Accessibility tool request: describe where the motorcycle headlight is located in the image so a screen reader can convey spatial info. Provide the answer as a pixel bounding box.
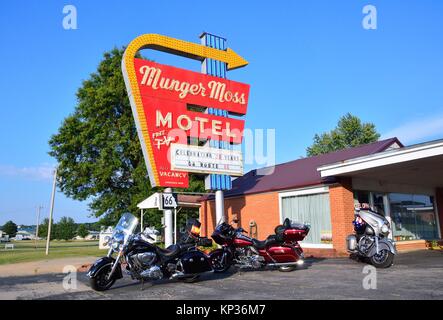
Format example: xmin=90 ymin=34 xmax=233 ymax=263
xmin=113 ymin=231 xmax=124 ymax=243
xmin=111 ymin=232 xmax=125 ymax=251
xmin=381 ymin=223 xmax=389 ymax=234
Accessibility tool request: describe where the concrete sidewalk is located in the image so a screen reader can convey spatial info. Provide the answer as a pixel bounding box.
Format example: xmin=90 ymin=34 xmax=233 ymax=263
xmin=0 ymin=256 xmax=98 ymax=277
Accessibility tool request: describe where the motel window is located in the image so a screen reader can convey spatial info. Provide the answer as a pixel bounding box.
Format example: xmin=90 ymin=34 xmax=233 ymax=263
xmin=389 ymin=193 xmax=439 ymax=241
xmin=281 ymin=191 xmax=332 ymax=245
xmin=354 ymin=190 xmax=440 ymax=241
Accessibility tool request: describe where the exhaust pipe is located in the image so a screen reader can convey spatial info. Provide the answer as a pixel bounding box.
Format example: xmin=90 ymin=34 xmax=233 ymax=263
xmin=170 ymin=272 xmax=187 ymax=279
xmin=170 ymin=270 xmax=213 ymax=280
xmin=267 ymin=260 xmax=304 ymax=267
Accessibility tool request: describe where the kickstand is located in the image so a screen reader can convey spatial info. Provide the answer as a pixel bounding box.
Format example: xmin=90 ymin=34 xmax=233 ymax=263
xmin=141 ymin=279 xmax=144 ymax=291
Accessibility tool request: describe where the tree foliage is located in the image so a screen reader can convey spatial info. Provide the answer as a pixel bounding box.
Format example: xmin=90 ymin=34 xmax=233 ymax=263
xmin=306 ymin=113 xmax=380 ymax=156
xmin=37 ymin=218 xmax=55 ymax=239
xmin=77 ymin=224 xmax=89 ymax=238
xmin=1 ymin=221 xmax=17 ymax=237
xmin=56 ymin=216 xmax=76 ymax=240
xmin=49 ymin=48 xmax=204 ymax=226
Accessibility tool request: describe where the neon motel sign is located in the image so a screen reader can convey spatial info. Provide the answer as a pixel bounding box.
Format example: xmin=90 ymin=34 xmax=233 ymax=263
xmin=122 ymin=34 xmax=249 ymax=188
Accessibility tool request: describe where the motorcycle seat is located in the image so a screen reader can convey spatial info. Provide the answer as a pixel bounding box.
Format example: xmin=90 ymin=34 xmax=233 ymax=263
xmin=252 ymin=239 xmax=267 ymax=249
xmin=252 ymin=235 xmax=279 ymax=249
xmin=156 ymin=244 xmax=181 ymax=257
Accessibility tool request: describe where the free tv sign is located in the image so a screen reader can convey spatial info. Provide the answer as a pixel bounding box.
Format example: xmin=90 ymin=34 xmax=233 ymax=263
xmin=122 ymin=34 xmax=249 ymax=188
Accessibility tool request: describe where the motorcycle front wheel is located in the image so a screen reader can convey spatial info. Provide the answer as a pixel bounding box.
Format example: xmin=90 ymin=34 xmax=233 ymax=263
xmin=89 ymin=264 xmax=116 ymax=291
xmin=209 ymin=250 xmax=230 ymax=273
xmin=370 ymin=250 xmax=394 ymax=268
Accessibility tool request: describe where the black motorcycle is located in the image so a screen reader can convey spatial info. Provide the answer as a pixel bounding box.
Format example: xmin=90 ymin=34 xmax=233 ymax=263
xmin=87 ymin=213 xmax=213 ymax=291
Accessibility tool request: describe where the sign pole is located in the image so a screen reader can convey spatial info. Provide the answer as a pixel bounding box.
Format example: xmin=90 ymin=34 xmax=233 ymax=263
xmin=45 ymin=167 xmax=57 ymax=255
xmin=140 ymin=209 xmax=144 ymax=232
xmin=215 ymin=190 xmax=225 ymax=225
xmin=163 ymin=188 xmax=173 ymax=248
xmin=200 ymin=32 xmax=232 ymax=224
xmin=174 ymin=208 xmax=177 ymax=245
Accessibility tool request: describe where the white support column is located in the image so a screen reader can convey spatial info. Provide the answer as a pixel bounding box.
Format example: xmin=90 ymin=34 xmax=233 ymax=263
xmin=215 ymin=190 xmax=225 ymax=225
xmin=164 ymin=188 xmax=173 ymax=248
xmin=174 ymin=208 xmax=177 ymax=244
xmin=383 ymin=194 xmax=393 ymax=239
xmin=140 ymin=209 xmax=144 ymax=233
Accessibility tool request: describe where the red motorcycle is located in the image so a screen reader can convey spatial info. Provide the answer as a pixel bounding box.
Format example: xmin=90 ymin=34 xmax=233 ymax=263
xmin=209 ymin=218 xmax=309 ymax=272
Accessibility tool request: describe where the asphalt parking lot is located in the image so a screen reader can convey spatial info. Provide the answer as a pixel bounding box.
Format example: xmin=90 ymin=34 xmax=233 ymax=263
xmin=0 ymin=250 xmax=442 ymax=300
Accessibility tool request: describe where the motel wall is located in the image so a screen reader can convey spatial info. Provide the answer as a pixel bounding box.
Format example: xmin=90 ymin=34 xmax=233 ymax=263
xmin=200 ymin=178 xmax=443 ymax=257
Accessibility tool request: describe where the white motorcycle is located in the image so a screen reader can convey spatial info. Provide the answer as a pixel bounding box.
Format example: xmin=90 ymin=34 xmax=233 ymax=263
xmin=346 ymin=206 xmax=397 ymax=268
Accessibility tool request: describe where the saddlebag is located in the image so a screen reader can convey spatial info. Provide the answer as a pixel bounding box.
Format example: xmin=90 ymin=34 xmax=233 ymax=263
xmin=346 ymin=234 xmax=358 ymax=251
xmin=180 ymin=250 xmax=212 ymax=274
xmin=283 ymin=228 xmax=309 ymax=241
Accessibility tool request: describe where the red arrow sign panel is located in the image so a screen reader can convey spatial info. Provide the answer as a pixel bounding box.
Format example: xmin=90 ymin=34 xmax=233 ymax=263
xmin=132 ymin=59 xmax=249 ymax=188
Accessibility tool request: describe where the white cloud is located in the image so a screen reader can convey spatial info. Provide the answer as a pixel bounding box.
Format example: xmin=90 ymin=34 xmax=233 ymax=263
xmin=0 ymin=163 xmax=55 ymax=181
xmin=381 ymin=114 xmax=443 ymax=145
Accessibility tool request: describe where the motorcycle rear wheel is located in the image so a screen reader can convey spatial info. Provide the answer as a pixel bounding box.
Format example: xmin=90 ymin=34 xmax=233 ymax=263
xmin=370 ymin=250 xmax=394 ymax=268
xmin=89 ymin=264 xmax=116 ymax=291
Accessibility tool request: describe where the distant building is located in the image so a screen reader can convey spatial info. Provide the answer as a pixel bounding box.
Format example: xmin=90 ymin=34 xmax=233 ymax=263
xmin=74 ymin=230 xmax=100 ymax=240
xmin=14 ymin=230 xmax=35 ymax=240
xmin=0 ymin=230 xmax=9 ymax=242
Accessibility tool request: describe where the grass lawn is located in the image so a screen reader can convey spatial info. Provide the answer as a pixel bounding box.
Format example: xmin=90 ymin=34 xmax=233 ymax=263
xmin=0 ymin=240 xmax=105 ymax=265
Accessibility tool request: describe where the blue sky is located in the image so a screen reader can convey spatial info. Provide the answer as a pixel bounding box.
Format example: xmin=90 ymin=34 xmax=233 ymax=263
xmin=1 ymin=0 xmax=443 ymax=225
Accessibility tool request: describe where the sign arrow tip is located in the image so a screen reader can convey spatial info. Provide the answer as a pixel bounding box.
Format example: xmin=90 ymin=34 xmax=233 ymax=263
xmin=226 ymin=48 xmax=248 ymax=70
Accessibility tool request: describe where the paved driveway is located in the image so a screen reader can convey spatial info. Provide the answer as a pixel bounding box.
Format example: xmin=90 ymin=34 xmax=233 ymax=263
xmin=0 ymin=250 xmax=442 ymax=300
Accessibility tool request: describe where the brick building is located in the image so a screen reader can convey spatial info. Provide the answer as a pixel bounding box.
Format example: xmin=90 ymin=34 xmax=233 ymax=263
xmin=199 ymin=138 xmax=443 ymax=257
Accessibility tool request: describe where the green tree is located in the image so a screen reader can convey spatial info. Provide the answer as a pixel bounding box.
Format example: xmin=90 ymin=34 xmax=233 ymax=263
xmin=49 ymin=48 xmax=204 ymax=226
xmin=306 ymin=113 xmax=380 ymax=156
xmin=2 ymin=221 xmax=17 ymax=237
xmin=77 ymin=224 xmax=89 ymax=238
xmin=56 ymin=216 xmax=76 ymax=240
xmin=38 ymin=218 xmax=57 ymax=239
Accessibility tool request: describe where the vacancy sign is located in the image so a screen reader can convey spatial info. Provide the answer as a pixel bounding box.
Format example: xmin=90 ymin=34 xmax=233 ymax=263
xmin=122 ymin=34 xmax=249 ymax=188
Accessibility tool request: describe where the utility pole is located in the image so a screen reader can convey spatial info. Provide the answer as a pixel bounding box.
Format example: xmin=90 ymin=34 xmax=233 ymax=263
xmin=45 ymin=167 xmax=58 ymax=255
xmin=34 ymin=205 xmax=43 ymax=249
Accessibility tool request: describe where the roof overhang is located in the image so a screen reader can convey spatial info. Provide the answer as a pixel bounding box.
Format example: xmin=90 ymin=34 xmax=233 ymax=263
xmin=317 ymin=139 xmax=443 ymax=189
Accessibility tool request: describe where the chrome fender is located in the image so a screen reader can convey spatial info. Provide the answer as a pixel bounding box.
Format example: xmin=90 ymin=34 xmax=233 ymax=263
xmin=368 ymin=238 xmax=397 ymax=257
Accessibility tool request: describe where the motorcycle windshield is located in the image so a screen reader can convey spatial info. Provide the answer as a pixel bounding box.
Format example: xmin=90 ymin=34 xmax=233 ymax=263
xmin=113 ymin=213 xmax=139 ymax=242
